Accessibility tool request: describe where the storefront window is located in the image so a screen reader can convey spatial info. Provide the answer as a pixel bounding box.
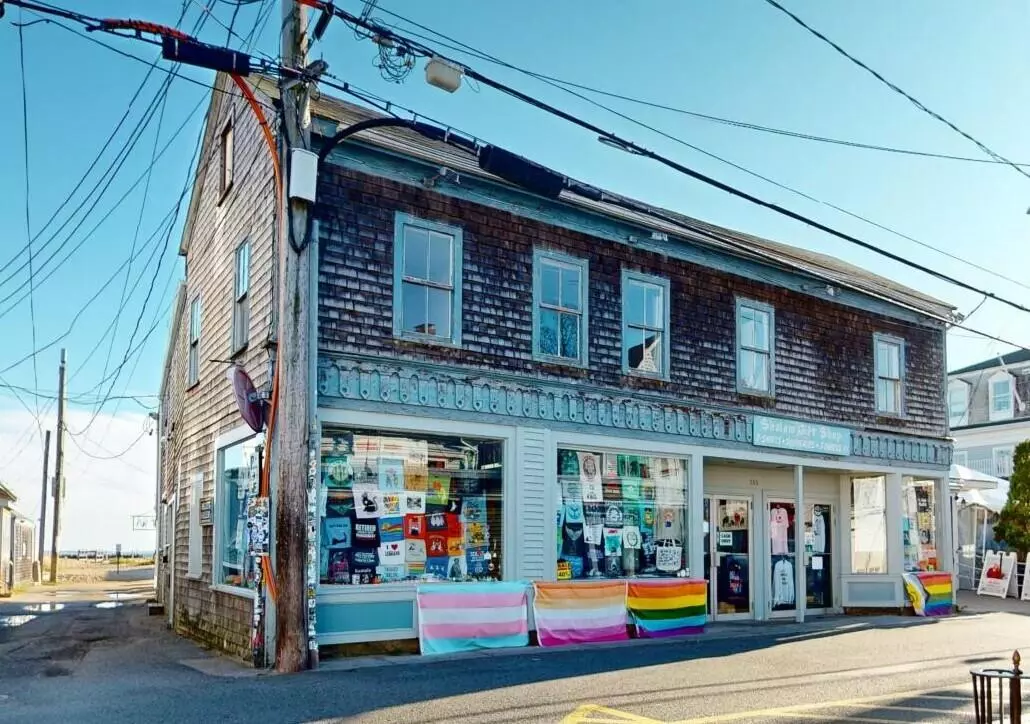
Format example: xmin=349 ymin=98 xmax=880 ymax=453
xmin=850 ymin=476 xmax=887 ymax=574
xmin=903 ymin=478 xmax=937 ymax=572
xmin=319 ymin=429 xmax=503 ymax=586
xmin=554 ymin=449 xmax=689 ymax=580
xmin=218 ymin=434 xmax=264 ymax=588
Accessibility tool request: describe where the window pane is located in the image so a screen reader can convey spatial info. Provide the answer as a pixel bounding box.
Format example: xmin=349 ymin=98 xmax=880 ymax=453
xmin=560 ymin=267 xmax=581 ymax=311
xmin=850 ymin=476 xmax=887 ymax=574
xmin=902 ymin=478 xmax=937 ymax=573
xmin=539 ymin=309 xmax=560 ymax=356
xmin=560 ymin=312 xmax=580 ymax=359
xmin=190 ymin=300 xmax=201 ymax=340
xmin=628 ymin=327 xmax=662 ymax=374
xmin=739 ymin=306 xmax=768 ymax=351
xmin=625 ymin=281 xmax=646 ymax=326
xmin=645 ymin=285 xmax=663 ymax=329
xmin=541 ymin=262 xmax=560 ymax=307
xmin=320 ymin=430 xmax=505 ymax=585
xmin=219 ymin=435 xmax=263 ymax=587
xmin=877 ymin=341 xmax=900 ymax=379
xmin=236 ymin=244 xmax=250 ymax=297
xmin=877 ymin=379 xmax=899 ymax=414
xmin=401 ymin=281 xmax=427 ymax=334
xmin=427 ymin=287 xmax=452 ymax=339
xmin=188 ymin=344 xmax=199 ymax=384
xmin=553 ymin=450 xmax=689 ymax=580
xmin=403 ymin=227 xmax=429 ymax=280
xmin=427 ymin=231 xmax=452 ymax=286
xmin=741 ymin=349 xmax=768 ymax=391
xmin=992 ymin=380 xmax=1011 ymax=411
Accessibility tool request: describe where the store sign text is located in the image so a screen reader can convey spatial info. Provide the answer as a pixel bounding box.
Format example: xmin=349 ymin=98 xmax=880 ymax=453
xmin=752 ymin=416 xmax=851 ymax=456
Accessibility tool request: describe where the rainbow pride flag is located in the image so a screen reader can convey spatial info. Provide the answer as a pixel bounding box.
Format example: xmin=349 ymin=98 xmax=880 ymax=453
xmin=533 ymin=581 xmax=628 ymax=647
xmin=917 ymin=572 xmax=953 ymax=617
xmin=627 ymin=579 xmax=707 ymax=637
xmin=416 ymin=582 xmax=529 ymax=655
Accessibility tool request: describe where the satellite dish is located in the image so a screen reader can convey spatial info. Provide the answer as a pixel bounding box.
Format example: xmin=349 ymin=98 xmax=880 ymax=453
xmin=227 ymin=366 xmax=264 ymax=433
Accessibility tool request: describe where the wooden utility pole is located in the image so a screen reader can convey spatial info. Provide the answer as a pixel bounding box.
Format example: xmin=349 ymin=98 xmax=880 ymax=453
xmin=36 ymin=429 xmax=51 ymax=579
xmin=275 ymin=0 xmax=313 ymax=673
xmin=49 ymin=349 xmax=67 ymax=584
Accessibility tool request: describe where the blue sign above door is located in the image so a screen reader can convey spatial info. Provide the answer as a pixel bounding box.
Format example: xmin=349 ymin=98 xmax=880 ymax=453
xmin=752 ymin=416 xmax=852 ymax=457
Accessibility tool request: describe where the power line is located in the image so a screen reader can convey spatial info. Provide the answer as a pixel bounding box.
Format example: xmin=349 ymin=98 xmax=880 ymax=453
xmin=761 ymin=0 xmax=1030 ymax=182
xmin=326 ymin=8 xmax=1030 ymax=322
xmin=369 ymin=9 xmax=1030 ymax=297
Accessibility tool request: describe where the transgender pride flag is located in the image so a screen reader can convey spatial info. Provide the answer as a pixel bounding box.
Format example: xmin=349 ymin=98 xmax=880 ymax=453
xmin=416 ymin=582 xmax=530 ymax=655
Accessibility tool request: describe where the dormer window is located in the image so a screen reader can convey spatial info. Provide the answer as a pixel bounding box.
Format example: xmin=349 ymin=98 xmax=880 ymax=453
xmin=989 ymin=372 xmax=1014 ymax=421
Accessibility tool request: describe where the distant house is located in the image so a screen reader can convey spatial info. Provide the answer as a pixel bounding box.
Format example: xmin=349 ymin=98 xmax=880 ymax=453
xmin=0 ymin=483 xmax=36 ymax=596
xmin=949 ymin=349 xmax=1030 ymax=479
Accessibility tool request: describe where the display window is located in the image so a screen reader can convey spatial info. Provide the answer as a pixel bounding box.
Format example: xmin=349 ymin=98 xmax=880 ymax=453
xmin=850 ymin=476 xmax=887 ymax=574
xmin=902 ymin=478 xmax=937 ymax=572
xmin=554 ymin=448 xmax=689 ymax=580
xmin=217 ymin=433 xmax=264 ymax=588
xmin=320 ymin=429 xmax=503 ymax=586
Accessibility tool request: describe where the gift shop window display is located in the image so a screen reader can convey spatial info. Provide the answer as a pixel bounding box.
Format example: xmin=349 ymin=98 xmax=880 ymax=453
xmin=902 ymin=478 xmax=937 ymax=572
xmin=217 ymin=434 xmax=264 ymax=588
xmin=319 ymin=429 xmax=504 ymax=586
xmin=553 ymin=449 xmax=689 ymax=580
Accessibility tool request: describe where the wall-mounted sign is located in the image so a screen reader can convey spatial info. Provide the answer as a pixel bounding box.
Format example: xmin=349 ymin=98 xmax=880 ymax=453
xmin=199 ymin=497 xmax=214 ymax=526
xmin=752 ymin=416 xmax=851 ymax=457
xmin=131 ymin=515 xmax=157 ymax=531
xmin=227 ymin=366 xmax=265 ymax=434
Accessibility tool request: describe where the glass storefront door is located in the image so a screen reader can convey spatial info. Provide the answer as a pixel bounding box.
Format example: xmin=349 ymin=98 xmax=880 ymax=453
xmin=767 ymin=500 xmax=798 ymax=615
xmin=766 ymin=499 xmax=834 ymax=615
xmin=704 ymin=496 xmax=752 ymax=618
xmin=804 ymin=503 xmax=833 ymax=610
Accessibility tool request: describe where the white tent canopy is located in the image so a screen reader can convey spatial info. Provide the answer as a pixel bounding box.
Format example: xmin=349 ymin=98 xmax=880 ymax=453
xmin=951 ymin=463 xmax=1004 ymax=491
xmin=958 ymin=480 xmax=1010 ymax=514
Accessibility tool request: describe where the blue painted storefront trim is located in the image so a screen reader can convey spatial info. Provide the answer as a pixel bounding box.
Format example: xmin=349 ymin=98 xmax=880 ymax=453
xmin=322 ymin=138 xmax=944 ymax=329
xmin=317 ymin=354 xmax=952 ymax=470
xmin=316 ymin=599 xmax=413 ymax=635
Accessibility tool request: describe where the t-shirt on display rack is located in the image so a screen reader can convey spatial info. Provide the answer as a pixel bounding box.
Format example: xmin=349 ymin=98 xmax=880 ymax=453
xmin=554 ymin=449 xmax=690 ymax=580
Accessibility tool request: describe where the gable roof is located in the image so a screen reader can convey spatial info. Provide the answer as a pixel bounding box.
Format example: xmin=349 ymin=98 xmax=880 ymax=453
xmin=244 ymin=74 xmax=953 ymax=322
xmin=0 ymin=482 xmax=17 ymax=503
xmin=950 ymin=349 xmax=1030 ymax=376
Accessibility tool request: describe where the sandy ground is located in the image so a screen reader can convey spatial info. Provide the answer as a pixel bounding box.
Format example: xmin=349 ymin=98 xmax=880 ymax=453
xmin=38 ymin=559 xmax=155 ymax=585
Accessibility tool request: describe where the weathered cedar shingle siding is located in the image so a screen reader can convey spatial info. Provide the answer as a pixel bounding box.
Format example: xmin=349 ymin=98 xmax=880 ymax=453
xmin=161 ymin=76 xmax=278 ymax=659
xmin=316 ymin=165 xmax=946 ymax=438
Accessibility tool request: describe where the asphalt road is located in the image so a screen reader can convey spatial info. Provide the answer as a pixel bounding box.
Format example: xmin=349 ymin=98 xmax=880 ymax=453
xmin=0 ymin=589 xmax=1026 ymax=723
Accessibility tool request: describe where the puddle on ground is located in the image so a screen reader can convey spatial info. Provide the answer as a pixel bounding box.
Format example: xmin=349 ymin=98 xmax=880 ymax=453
xmin=107 ymin=593 xmax=145 ymax=601
xmin=94 ymin=602 xmax=122 ymax=609
xmin=22 ymin=603 xmax=64 ymax=613
xmin=0 ymin=615 xmax=37 ymax=628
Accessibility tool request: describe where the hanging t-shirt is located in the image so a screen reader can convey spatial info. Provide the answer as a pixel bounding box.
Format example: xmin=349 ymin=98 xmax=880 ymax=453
xmin=812 ymin=511 xmax=826 ymax=554
xmin=772 ymin=558 xmax=795 ymax=607
xmin=770 ymin=507 xmax=790 ymax=555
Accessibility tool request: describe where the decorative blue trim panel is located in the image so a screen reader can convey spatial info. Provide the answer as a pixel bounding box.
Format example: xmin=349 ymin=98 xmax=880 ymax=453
xmin=317 ymin=355 xmax=951 ymax=469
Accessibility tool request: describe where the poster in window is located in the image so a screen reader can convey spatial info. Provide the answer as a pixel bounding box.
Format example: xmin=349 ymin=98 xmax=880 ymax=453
xmin=562 ymin=480 xmax=583 ymax=501
xmin=622 ymin=525 xmax=642 ymax=550
xmin=466 ymin=547 xmax=488 ymax=576
xmin=639 ymin=502 xmax=656 ymax=534
xmin=353 ymin=521 xmax=379 ymax=547
xmin=378 ymin=516 xmax=403 ymax=543
xmin=565 ymin=501 xmax=585 ymax=525
xmin=720 ymin=500 xmax=748 ymax=531
xmin=465 ymin=522 xmax=488 ymax=547
xmin=427 ymin=533 xmax=448 ymax=557
xmin=377 ymin=565 xmax=405 ymax=583
xmin=584 ymin=524 xmax=603 ymax=546
xmin=379 ymin=541 xmax=404 ymax=566
xmin=579 ymin=452 xmax=603 ymax=502
xmin=327 ymin=550 xmax=350 ymax=584
xmin=425 ymin=556 xmax=449 ymax=578
xmin=446 ymin=497 xmax=463 ymax=515
xmin=605 ymin=502 xmax=624 ymax=527
xmin=324 ymin=518 xmax=352 ymax=549
xmin=448 ymin=556 xmax=466 ymax=579
xmin=351 ymin=548 xmax=379 ymax=568
xmin=447 ymin=537 xmax=465 ymax=557
xmin=405 ymin=514 xmax=425 ymax=539
xmin=323 ymin=455 xmax=353 ymax=489
xmin=405 ymin=539 xmax=427 ymax=563
xmin=604 ymin=527 xmax=623 ymax=556
xmin=354 ymin=487 xmax=382 ymax=519
xmin=463 ymin=495 xmax=487 ymax=523
xmin=403 ymin=492 xmax=426 ymax=515
xmin=377 ymin=457 xmax=405 ymax=492
xmin=621 ymin=478 xmax=642 ymax=501
xmin=604 ymin=454 xmax=618 ymax=478
xmin=428 ymin=474 xmax=451 ymax=507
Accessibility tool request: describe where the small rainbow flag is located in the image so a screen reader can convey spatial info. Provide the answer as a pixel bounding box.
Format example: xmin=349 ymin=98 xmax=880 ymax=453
xmin=416 ymin=582 xmax=529 ymax=655
xmin=917 ymin=572 xmax=953 ymax=617
xmin=627 ymin=579 xmax=707 ymax=637
xmin=532 ymin=581 xmax=628 ymax=647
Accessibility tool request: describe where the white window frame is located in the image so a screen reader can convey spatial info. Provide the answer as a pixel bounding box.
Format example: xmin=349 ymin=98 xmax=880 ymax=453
xmin=735 ymin=297 xmax=775 ymax=396
xmin=212 ymin=425 xmax=261 ymax=599
xmin=392 ymin=212 xmax=463 ymax=346
xmin=947 ymin=380 xmax=969 ymax=428
xmin=187 ymin=471 xmax=204 ymax=579
xmin=993 ymin=446 xmax=1015 ymax=478
xmin=989 ymin=372 xmax=1014 ymax=422
xmin=232 ymin=241 xmax=250 ymax=353
xmin=953 ymin=450 xmax=968 ymax=467
xmin=188 ymin=297 xmax=201 ymax=387
xmin=621 ymin=270 xmax=671 ymax=380
xmin=533 ymin=249 xmax=589 ymax=367
xmin=220 ymin=120 xmax=234 ymax=199
xmin=873 ymin=333 xmax=905 ymax=416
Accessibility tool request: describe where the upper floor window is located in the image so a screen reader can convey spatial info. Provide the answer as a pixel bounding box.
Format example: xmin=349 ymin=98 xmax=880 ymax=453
xmin=953 ymin=450 xmax=968 ymax=467
xmin=232 ymin=241 xmax=250 ymax=353
xmin=622 ymin=270 xmax=670 ymax=378
xmin=533 ymin=250 xmax=588 ymax=366
xmin=993 ymin=446 xmax=1015 ymax=477
xmin=947 ymin=380 xmax=968 ymax=428
xmin=393 ymin=213 xmax=463 ymax=345
xmin=188 ymin=297 xmax=202 ymax=387
xmin=220 ymin=122 xmax=234 ymax=198
xmin=736 ymin=298 xmax=774 ymax=395
xmin=989 ymin=372 xmax=1014 ymax=421
xmin=874 ymin=333 xmax=904 ymax=415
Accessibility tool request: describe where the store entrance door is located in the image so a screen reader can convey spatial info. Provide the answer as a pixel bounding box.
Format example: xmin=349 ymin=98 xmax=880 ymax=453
xmin=765 ymin=498 xmax=835 ymax=617
xmin=704 ymin=496 xmax=753 ymax=619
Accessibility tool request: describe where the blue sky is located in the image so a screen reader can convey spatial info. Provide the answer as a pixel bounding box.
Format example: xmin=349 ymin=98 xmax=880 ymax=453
xmin=0 ymin=1 xmax=1028 ymax=545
